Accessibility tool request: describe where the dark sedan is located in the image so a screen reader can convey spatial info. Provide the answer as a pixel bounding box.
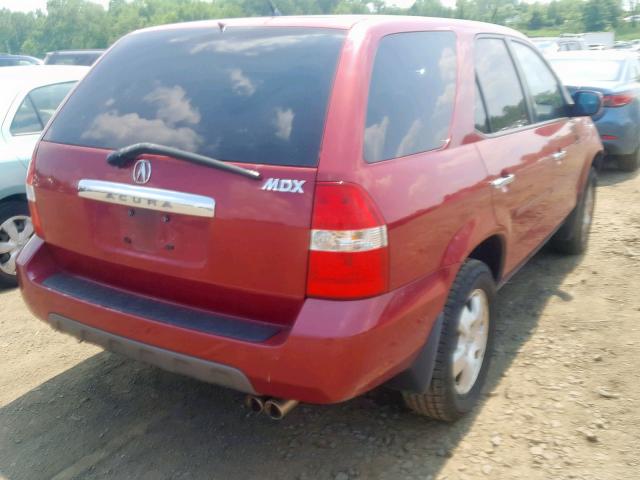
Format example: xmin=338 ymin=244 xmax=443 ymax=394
xmin=43 ymin=49 xmax=104 ymax=66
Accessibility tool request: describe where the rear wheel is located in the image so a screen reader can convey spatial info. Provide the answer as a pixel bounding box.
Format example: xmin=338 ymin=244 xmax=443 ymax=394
xmin=0 ymin=201 xmax=33 ymax=288
xmin=402 ymin=260 xmax=496 ymax=422
xmin=551 ymin=168 xmax=596 ymax=255
xmin=618 ymin=148 xmax=640 ymax=172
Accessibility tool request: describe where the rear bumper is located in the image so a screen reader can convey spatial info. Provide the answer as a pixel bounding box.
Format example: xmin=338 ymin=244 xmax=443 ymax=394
xmin=595 ymin=110 xmax=639 ymax=156
xmin=17 ymin=237 xmax=450 ymax=404
xmin=49 ymin=313 xmax=257 ymax=393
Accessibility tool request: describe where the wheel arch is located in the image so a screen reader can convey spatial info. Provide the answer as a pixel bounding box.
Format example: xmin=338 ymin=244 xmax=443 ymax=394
xmin=440 ymin=214 xmax=508 ymax=284
xmin=388 ymin=233 xmax=506 ymax=395
xmin=592 ymin=150 xmax=605 ymax=172
xmin=575 ymin=150 xmax=603 ymax=203
xmin=0 ymin=193 xmax=28 ymax=205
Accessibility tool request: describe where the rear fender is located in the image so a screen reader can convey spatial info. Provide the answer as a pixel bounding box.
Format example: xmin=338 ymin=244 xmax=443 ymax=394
xmin=385 ymin=313 xmax=443 ymax=393
xmin=388 ymin=223 xmax=506 ymax=393
xmin=440 ymin=219 xmax=507 ymax=281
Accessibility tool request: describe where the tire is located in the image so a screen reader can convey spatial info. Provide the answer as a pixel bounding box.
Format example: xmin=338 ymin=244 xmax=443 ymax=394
xmin=618 ymin=148 xmax=640 ymax=172
xmin=0 ymin=201 xmax=32 ymax=288
xmin=402 ymin=259 xmax=496 ymax=422
xmin=550 ymin=168 xmax=596 ymax=255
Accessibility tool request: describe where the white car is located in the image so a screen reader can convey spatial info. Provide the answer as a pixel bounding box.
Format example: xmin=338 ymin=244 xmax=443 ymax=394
xmin=0 ymin=65 xmax=88 ymax=287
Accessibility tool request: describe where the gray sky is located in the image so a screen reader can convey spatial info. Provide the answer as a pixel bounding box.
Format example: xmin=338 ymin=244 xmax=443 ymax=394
xmin=0 ymin=0 xmax=109 ymax=11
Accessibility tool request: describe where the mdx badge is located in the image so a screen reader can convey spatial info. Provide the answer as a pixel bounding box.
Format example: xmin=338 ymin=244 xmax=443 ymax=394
xmin=132 ymin=159 xmax=152 ymax=184
xmin=261 ymin=178 xmax=305 ymax=193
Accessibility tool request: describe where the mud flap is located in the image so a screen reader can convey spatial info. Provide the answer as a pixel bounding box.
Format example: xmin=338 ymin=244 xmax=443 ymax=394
xmin=385 ymin=313 xmax=444 ymax=394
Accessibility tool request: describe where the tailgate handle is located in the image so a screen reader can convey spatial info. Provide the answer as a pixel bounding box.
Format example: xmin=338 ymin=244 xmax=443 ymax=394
xmin=106 ymin=143 xmax=262 ymax=180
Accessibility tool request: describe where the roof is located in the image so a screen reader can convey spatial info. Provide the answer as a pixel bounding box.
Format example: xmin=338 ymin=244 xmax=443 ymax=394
xmin=546 ymin=50 xmax=638 ymax=61
xmin=46 ymin=50 xmax=105 ymax=55
xmin=0 ymin=54 xmax=41 ymax=60
xmin=0 ymin=65 xmax=89 ymax=113
xmin=135 ymin=15 xmax=525 ymax=38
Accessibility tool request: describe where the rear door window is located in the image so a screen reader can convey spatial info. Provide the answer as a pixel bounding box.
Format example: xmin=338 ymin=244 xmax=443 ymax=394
xmin=364 ymin=31 xmax=457 ymax=163
xmin=475 ymin=38 xmax=530 ymax=133
xmin=511 ymin=41 xmax=567 ymax=123
xmin=45 ymin=27 xmax=346 ymax=167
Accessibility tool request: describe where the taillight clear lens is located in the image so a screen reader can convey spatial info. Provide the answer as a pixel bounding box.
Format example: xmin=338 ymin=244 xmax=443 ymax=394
xmin=25 ymin=157 xmax=44 ymax=238
xmin=306 ymin=182 xmax=389 ymax=299
xmin=310 ymin=226 xmax=387 ymax=253
xmin=603 ymin=92 xmax=635 ymax=107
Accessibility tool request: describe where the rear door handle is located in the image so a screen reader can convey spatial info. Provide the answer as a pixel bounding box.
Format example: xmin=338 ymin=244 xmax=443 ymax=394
xmin=490 ymin=174 xmax=515 ymax=189
xmin=552 ymin=150 xmax=568 ymax=162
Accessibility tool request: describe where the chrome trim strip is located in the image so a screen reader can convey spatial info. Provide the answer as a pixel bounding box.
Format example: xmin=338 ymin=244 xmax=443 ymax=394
xmin=490 ymin=174 xmax=515 ymax=189
xmin=77 ymin=179 xmax=215 ymax=218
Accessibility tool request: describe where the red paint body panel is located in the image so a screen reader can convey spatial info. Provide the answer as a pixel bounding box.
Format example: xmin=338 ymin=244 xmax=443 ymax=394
xmin=18 ymin=16 xmax=603 ymax=404
xmin=18 ymin=236 xmax=449 ymax=403
xmin=33 ymin=141 xmax=317 ymax=325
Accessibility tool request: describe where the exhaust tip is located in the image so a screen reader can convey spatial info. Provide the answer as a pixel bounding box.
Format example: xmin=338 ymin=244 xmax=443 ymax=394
xmin=245 ymin=395 xmax=266 ymax=413
xmin=264 ymin=399 xmax=299 ymax=420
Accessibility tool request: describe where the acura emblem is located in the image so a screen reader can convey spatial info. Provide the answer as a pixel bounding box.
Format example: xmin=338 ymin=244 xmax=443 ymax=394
xmin=132 ymin=159 xmax=151 ymax=184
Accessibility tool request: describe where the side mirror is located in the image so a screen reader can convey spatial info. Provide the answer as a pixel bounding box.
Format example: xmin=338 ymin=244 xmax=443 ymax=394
xmin=571 ymin=90 xmax=603 ymax=117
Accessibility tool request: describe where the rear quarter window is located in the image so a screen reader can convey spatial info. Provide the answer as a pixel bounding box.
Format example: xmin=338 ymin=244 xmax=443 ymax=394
xmin=44 ymin=27 xmax=346 ymax=167
xmin=364 ymin=31 xmax=457 ymax=163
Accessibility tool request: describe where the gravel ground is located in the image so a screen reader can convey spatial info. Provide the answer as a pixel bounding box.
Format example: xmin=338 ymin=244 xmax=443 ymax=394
xmin=0 ymin=166 xmax=639 ymax=480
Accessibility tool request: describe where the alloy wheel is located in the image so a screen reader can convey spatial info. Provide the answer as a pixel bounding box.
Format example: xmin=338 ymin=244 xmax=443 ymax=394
xmin=581 ymin=182 xmax=595 ymax=241
xmin=452 ymin=289 xmax=490 ymax=395
xmin=0 ymin=215 xmax=33 ymax=276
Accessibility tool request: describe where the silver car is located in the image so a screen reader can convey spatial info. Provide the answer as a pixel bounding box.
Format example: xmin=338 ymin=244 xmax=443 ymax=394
xmin=0 ymin=65 xmax=88 ymax=287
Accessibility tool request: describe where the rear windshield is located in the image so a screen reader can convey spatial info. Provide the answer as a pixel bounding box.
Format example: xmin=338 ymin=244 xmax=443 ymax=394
xmin=549 ymin=58 xmax=624 ymax=83
xmin=45 ymin=27 xmax=346 ymax=167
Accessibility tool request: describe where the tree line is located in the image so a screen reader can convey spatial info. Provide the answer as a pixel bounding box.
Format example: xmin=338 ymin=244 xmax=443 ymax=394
xmin=0 ymin=0 xmax=633 ymax=57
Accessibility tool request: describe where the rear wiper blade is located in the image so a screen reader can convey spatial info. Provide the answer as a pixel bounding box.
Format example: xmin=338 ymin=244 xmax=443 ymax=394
xmin=106 ymin=143 xmax=262 ymax=180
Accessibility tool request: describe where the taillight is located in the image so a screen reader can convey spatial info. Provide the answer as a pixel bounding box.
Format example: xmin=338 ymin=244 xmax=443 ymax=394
xmin=25 ymin=155 xmax=44 ymax=238
xmin=306 ymin=182 xmax=389 ymax=299
xmin=603 ymin=92 xmax=635 ymax=108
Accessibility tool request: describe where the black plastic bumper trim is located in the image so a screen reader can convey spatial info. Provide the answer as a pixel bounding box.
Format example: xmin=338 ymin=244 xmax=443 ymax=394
xmin=48 ymin=313 xmax=257 ymax=393
xmin=42 ymin=272 xmax=280 ymax=343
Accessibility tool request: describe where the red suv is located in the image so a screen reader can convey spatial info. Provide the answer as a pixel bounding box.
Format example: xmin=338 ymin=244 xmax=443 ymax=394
xmin=18 ymin=16 xmax=603 ymax=421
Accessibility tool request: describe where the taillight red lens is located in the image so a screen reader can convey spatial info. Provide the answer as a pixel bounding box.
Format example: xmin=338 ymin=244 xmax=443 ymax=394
xmin=306 ymin=182 xmax=389 ymax=299
xmin=603 ymin=92 xmax=635 ymax=107
xmin=25 ymin=156 xmax=44 ymax=238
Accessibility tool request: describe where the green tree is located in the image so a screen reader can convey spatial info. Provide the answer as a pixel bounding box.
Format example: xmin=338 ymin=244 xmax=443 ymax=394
xmin=582 ymin=0 xmax=622 ymax=31
xmin=546 ymin=1 xmax=563 ymax=26
xmin=0 ymin=10 xmax=38 ymax=54
xmin=408 ymin=0 xmax=453 ymax=17
xmin=527 ymin=6 xmax=546 ymax=30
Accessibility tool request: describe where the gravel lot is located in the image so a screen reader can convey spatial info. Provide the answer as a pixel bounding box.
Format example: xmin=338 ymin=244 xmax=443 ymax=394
xmin=0 ymin=166 xmax=639 ymax=480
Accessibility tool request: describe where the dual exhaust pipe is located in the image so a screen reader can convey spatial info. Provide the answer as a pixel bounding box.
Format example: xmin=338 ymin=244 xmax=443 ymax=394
xmin=245 ymin=395 xmax=299 ymax=420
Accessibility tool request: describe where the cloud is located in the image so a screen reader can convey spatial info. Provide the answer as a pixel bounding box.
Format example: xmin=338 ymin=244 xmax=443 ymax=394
xmin=81 ymin=112 xmax=202 ymax=152
xmin=273 ymin=107 xmax=294 ymax=141
xmin=229 ymin=68 xmax=256 ymax=96
xmin=143 ymin=85 xmax=200 ymax=126
xmin=190 ymin=34 xmax=318 ymax=56
xmin=364 ymin=116 xmax=390 ymax=161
